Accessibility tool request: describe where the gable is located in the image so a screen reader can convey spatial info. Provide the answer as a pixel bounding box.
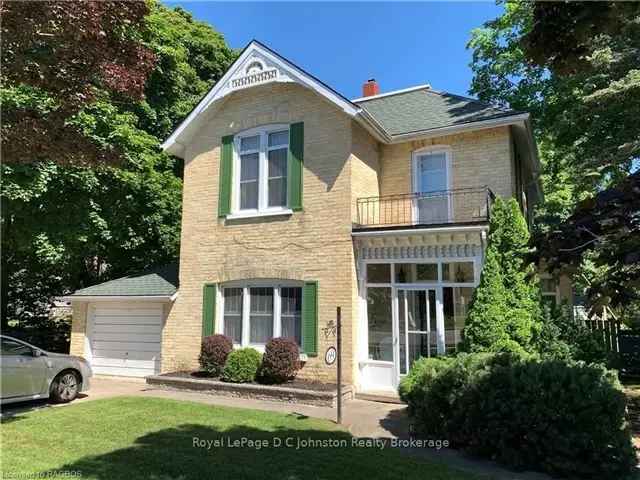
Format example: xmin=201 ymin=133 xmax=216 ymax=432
xmin=161 ymin=40 xmax=368 ymax=157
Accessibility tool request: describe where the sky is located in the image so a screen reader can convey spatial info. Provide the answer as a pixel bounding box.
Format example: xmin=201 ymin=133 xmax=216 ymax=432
xmin=163 ymin=2 xmax=504 ymax=99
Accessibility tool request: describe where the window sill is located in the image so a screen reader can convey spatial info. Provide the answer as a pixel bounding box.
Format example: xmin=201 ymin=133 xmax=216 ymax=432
xmin=225 ymin=209 xmax=293 ymax=220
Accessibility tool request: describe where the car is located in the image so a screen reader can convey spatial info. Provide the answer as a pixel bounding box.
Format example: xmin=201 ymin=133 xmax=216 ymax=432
xmin=1 ymin=335 xmax=92 ymax=405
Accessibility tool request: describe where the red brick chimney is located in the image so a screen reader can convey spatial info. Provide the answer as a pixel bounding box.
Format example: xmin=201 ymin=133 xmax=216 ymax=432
xmin=362 ymin=79 xmax=380 ymax=97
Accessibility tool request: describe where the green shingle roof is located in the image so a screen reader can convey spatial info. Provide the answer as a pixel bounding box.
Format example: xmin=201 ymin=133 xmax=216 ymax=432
xmin=355 ymin=87 xmax=521 ymax=136
xmin=71 ymin=263 xmax=178 ymax=297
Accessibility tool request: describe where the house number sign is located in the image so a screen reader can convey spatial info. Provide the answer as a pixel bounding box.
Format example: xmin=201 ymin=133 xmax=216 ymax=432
xmin=325 ymin=346 xmax=337 ymax=366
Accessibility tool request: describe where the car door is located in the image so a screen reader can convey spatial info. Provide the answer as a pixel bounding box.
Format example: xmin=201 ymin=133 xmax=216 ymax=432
xmin=1 ymin=337 xmax=48 ymax=399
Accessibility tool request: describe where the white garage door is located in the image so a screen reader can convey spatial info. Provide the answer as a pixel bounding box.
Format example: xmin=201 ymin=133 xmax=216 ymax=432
xmin=87 ymin=303 xmax=163 ymax=377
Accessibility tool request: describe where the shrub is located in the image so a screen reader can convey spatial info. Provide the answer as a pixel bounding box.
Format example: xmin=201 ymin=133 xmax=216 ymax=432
xmin=222 ymin=348 xmax=262 ymax=383
xmin=198 ymin=334 xmax=233 ymax=376
xmin=537 ymin=303 xmax=611 ymax=365
xmin=402 ymin=353 xmax=636 ymax=479
xmin=258 ymin=337 xmax=301 ymax=384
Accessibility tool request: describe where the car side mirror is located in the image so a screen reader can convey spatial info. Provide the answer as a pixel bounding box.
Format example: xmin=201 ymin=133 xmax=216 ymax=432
xmin=32 ymin=349 xmax=43 ymax=357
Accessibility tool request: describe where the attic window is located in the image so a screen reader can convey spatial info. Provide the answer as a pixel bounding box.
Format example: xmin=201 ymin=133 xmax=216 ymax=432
xmin=246 ymin=61 xmax=264 ymax=75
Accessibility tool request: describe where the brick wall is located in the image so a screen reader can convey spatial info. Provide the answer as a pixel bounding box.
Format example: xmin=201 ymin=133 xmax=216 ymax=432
xmin=379 ymin=126 xmax=514 ymax=198
xmin=69 ymin=301 xmax=87 ymax=357
xmin=162 ymin=83 xmax=357 ymax=382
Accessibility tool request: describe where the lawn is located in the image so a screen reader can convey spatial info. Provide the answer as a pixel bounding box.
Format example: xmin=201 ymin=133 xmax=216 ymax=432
xmin=1 ymin=397 xmax=486 ymax=480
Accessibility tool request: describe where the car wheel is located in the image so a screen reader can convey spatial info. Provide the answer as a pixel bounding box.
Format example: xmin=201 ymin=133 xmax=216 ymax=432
xmin=51 ymin=371 xmax=80 ymax=403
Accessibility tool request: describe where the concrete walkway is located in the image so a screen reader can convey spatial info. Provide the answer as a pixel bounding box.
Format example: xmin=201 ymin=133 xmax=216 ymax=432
xmin=3 ymin=376 xmax=556 ymax=480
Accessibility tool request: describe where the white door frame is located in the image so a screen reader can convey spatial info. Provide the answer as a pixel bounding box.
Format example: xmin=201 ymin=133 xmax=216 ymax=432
xmin=411 ymin=146 xmax=453 ymax=224
xmin=393 ymin=286 xmax=444 ymax=383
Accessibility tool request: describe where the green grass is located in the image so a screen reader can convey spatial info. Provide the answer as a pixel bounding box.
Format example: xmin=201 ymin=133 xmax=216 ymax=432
xmin=1 ymin=397 xmax=486 ymax=480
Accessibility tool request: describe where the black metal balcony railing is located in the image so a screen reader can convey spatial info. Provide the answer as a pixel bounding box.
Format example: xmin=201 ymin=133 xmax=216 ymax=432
xmin=355 ymin=187 xmax=493 ymax=230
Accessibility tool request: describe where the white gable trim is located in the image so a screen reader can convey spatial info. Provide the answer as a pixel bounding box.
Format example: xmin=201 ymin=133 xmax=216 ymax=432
xmin=161 ymin=40 xmax=371 ymax=157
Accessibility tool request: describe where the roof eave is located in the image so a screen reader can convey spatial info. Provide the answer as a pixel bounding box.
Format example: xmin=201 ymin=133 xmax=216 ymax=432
xmin=387 ymin=113 xmax=531 ymax=143
xmin=60 ymin=294 xmax=176 ymax=302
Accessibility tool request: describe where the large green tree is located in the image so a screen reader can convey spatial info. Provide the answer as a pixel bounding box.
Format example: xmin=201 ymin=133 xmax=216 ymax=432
xmin=1 ymin=3 xmax=235 ymax=338
xmin=468 ymin=1 xmax=640 ymax=227
xmin=468 ymin=1 xmax=640 ymax=312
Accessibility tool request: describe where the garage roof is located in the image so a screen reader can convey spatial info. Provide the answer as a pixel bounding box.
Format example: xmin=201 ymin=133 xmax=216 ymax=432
xmin=70 ymin=263 xmax=178 ymax=298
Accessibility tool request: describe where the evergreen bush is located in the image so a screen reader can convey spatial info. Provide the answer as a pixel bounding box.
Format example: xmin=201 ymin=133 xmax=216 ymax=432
xmin=221 ymin=348 xmax=262 ymax=383
xmin=462 ymin=197 xmax=542 ymax=354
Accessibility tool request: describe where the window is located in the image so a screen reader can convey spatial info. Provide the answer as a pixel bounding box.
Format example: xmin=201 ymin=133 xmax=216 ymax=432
xmin=249 ymin=287 xmax=274 ymax=344
xmin=541 ymin=277 xmax=558 ymax=308
xmin=223 ymin=288 xmax=243 ymax=343
xmin=442 ymin=262 xmax=474 ymax=283
xmin=235 ymin=126 xmax=289 ymax=214
xmin=367 ymin=288 xmax=392 ymax=361
xmin=221 ymin=284 xmax=302 ymax=347
xmin=395 ymin=263 xmax=438 ymax=283
xmin=443 ymin=287 xmax=474 ymax=353
xmin=366 ymin=264 xmax=390 ymax=284
xmin=1 ymin=338 xmax=33 ymax=356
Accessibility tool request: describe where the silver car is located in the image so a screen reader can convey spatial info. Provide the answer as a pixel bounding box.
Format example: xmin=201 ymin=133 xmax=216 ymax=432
xmin=1 ymin=335 xmax=92 ymax=405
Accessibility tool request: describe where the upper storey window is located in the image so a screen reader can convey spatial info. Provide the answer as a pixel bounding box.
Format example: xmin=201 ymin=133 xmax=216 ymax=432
xmin=219 ymin=123 xmax=303 ymax=220
xmin=237 ymin=126 xmax=289 ymax=212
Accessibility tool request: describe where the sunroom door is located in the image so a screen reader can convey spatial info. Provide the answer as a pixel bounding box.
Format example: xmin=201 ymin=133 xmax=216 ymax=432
xmin=397 ymin=289 xmax=439 ymax=376
xmin=413 ymin=151 xmax=450 ymax=224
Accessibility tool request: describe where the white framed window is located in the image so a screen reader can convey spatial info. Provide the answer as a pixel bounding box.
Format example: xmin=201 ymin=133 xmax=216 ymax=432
xmin=219 ymin=281 xmax=302 ymax=348
xmin=231 ymin=125 xmax=291 ymax=218
xmin=540 ymin=276 xmax=560 ymax=308
xmin=411 ymin=146 xmax=452 ymax=224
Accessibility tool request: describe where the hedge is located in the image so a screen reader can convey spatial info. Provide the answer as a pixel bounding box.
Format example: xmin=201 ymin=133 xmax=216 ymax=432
xmin=399 ymin=353 xmax=636 ymax=478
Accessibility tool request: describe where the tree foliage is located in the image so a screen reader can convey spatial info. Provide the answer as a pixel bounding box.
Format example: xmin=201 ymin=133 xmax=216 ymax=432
xmin=469 ymin=1 xmax=640 ymax=220
xmin=1 ymin=0 xmax=156 ymax=165
xmin=462 ymin=198 xmax=542 ymax=354
xmin=468 ymin=1 xmax=640 ymax=312
xmin=1 ymin=2 xmax=235 ymax=336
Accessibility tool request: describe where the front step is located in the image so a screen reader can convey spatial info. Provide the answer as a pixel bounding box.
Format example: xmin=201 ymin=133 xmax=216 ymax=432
xmin=355 ymin=391 xmax=405 ymax=404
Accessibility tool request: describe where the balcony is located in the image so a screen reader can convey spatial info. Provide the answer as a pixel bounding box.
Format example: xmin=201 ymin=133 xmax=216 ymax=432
xmin=354 ymin=187 xmax=493 ymax=231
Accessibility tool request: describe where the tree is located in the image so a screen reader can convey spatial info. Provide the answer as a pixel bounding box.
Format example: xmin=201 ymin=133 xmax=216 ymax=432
xmin=1 ymin=3 xmax=235 ymax=339
xmin=536 ymin=172 xmax=640 ymax=309
xmin=1 ymin=0 xmax=156 ymax=165
xmin=462 ymin=198 xmax=542 ymax=354
xmin=468 ymin=1 xmax=640 ymax=220
xmin=468 ymin=1 xmax=640 ymax=316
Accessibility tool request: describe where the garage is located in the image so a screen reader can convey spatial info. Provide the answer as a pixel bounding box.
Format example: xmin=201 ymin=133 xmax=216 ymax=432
xmin=87 ymin=303 xmax=164 ymax=377
xmin=65 ymin=263 xmax=178 ymax=378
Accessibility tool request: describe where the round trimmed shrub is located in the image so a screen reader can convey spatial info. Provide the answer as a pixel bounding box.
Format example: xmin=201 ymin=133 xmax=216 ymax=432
xmin=401 ymin=353 xmax=636 ymax=479
xmin=222 ymin=348 xmax=262 ymax=383
xmin=198 ymin=334 xmax=232 ymax=376
xmin=259 ymin=337 xmax=301 ymax=384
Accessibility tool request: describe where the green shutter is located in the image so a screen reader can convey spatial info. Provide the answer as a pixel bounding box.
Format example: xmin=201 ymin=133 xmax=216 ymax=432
xmin=288 ymin=122 xmax=304 ymax=211
xmin=218 ymin=135 xmax=233 ymax=217
xmin=302 ymin=281 xmax=318 ymax=356
xmin=202 ymin=283 xmax=216 ymax=337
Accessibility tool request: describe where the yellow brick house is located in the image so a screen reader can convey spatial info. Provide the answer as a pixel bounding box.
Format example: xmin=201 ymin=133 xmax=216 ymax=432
xmin=67 ymin=40 xmax=548 ymax=393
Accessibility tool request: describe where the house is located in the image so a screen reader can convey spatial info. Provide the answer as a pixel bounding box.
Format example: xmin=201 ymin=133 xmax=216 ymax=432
xmin=65 ymin=40 xmax=570 ymax=392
